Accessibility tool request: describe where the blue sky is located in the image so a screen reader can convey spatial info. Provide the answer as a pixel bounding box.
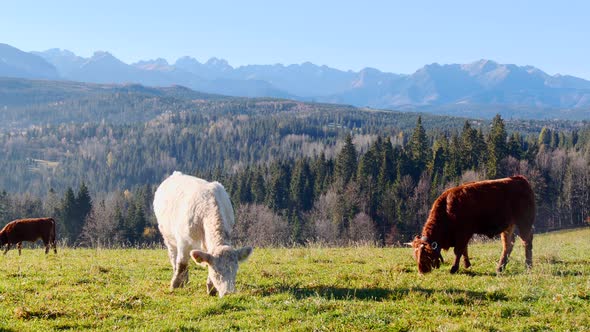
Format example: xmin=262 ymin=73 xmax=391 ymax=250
xmin=1 ymin=0 xmax=589 ymax=78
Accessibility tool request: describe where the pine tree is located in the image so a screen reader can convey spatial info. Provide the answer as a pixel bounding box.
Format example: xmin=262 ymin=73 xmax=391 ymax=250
xmin=408 ymin=116 xmax=431 ymax=180
xmin=312 ymin=152 xmax=328 ymax=198
xmin=251 ymin=168 xmax=266 ymax=204
xmin=236 ymin=169 xmax=253 ymax=204
xmin=430 ymin=135 xmax=448 ymax=182
xmin=538 ymin=127 xmax=551 ymax=148
xmin=61 ymin=187 xmax=77 ymax=244
xmin=460 ymin=121 xmax=480 ymax=170
xmin=475 ymin=128 xmax=488 ymax=168
xmin=396 ymin=149 xmax=412 ymax=180
xmin=127 ymin=200 xmax=147 ymax=244
xmin=267 ymin=162 xmax=291 ymax=211
xmin=550 ymin=130 xmax=560 ymax=148
xmin=357 ymin=149 xmax=377 ymax=182
xmin=378 ymin=138 xmax=396 ymax=188
xmin=507 ymin=132 xmax=523 ymax=159
xmin=124 ymin=202 xmax=138 ymax=243
xmin=486 ymin=114 xmax=508 ymax=179
xmin=74 ymin=182 xmax=92 ymax=242
xmin=335 ymin=134 xmax=357 ymax=187
xmin=444 ymin=134 xmax=461 ymax=181
xmin=290 ymin=158 xmax=314 ymax=211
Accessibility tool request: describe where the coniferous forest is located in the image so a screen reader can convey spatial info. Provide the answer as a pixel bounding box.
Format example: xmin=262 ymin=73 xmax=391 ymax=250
xmin=1 ymin=80 xmax=589 ymax=247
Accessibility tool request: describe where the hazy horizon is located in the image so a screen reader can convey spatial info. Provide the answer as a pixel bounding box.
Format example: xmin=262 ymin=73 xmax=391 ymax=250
xmin=20 ymin=46 xmax=585 ymax=79
xmin=2 ymin=1 xmax=589 ymax=79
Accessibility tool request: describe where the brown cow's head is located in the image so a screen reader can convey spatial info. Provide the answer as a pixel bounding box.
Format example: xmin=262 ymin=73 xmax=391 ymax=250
xmin=411 ymin=236 xmax=444 ymax=274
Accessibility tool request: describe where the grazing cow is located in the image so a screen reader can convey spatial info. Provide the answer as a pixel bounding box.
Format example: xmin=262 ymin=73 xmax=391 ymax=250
xmin=154 ymin=171 xmax=253 ymax=297
xmin=0 ymin=218 xmax=57 ymax=255
xmin=411 ymin=175 xmax=535 ymax=274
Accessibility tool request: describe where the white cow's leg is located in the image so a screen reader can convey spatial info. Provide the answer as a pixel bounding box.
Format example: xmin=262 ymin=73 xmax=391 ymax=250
xmin=163 ymin=239 xmax=177 ymax=272
xmin=163 ymin=239 xmax=179 ymax=290
xmin=171 ymin=245 xmax=190 ymax=289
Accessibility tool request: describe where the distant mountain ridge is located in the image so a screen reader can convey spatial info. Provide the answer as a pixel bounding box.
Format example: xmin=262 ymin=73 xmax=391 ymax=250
xmin=0 ymin=43 xmax=58 ymax=79
xmin=1 ymin=43 xmax=590 ymax=119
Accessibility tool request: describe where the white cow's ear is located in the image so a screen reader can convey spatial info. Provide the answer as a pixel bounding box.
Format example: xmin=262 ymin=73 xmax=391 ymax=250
xmin=237 ymin=246 xmax=253 ymax=262
xmin=190 ymin=250 xmax=212 ymax=265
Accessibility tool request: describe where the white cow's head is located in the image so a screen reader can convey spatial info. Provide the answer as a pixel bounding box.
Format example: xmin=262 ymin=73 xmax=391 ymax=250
xmin=190 ymin=245 xmax=253 ymax=297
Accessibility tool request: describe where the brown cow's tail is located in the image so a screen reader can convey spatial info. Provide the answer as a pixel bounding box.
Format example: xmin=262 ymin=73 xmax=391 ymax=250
xmin=49 ymin=218 xmax=57 ymax=254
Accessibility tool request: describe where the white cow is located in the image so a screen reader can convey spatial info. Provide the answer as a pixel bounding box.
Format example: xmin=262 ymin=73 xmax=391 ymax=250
xmin=154 ymin=171 xmax=253 ymax=297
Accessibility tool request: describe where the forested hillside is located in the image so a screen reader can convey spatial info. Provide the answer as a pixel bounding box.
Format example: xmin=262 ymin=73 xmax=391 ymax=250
xmin=0 ymin=78 xmax=588 ymax=246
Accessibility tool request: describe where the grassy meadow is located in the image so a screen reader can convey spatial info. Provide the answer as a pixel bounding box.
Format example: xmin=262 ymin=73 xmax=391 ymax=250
xmin=0 ymin=228 xmax=589 ymax=331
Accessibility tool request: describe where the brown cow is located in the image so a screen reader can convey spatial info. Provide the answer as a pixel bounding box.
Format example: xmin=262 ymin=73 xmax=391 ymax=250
xmin=0 ymin=218 xmax=57 ymax=255
xmin=411 ymin=175 xmax=535 ymax=274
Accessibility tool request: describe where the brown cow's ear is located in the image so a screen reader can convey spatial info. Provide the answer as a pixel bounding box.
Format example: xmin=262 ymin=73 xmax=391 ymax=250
xmin=190 ymin=250 xmax=212 ymax=265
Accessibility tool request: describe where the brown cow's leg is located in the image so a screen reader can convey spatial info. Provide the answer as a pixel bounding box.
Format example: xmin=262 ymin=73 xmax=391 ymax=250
xmin=50 ymin=221 xmax=57 ymax=254
xmin=497 ymin=225 xmax=516 ymax=273
xmin=17 ymin=242 xmax=22 ymax=256
xmin=3 ymin=244 xmax=10 ymax=255
xmin=519 ymin=226 xmax=534 ymax=270
xmin=463 ymin=246 xmax=471 ymax=269
xmin=451 ymin=246 xmax=465 ymax=274
xmin=451 ymin=235 xmax=472 ymax=274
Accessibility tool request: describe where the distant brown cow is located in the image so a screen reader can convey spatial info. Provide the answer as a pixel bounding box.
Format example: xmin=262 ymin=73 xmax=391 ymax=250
xmin=0 ymin=218 xmax=57 ymax=255
xmin=411 ymin=176 xmax=535 ymax=274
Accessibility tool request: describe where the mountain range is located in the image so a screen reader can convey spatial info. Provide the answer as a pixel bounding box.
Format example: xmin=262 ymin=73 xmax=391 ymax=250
xmin=2 ymin=43 xmax=590 ymax=119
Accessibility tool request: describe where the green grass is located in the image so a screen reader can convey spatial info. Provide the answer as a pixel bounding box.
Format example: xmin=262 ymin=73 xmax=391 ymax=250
xmin=1 ymin=228 xmax=589 ymax=331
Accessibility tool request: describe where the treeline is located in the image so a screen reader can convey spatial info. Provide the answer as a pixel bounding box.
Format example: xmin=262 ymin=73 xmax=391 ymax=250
xmin=0 ymin=183 xmax=158 ymax=246
xmin=1 ymin=115 xmax=588 ymax=247
xmin=1 ymin=95 xmax=583 ymax=196
xmin=219 ymin=115 xmax=590 ymax=246
xmin=0 ymin=99 xmax=483 ymax=195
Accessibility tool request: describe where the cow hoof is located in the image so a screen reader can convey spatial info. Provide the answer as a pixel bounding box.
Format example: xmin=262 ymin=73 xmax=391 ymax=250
xmin=450 ymin=266 xmax=459 ymax=274
xmin=171 ymin=280 xmax=185 ymax=289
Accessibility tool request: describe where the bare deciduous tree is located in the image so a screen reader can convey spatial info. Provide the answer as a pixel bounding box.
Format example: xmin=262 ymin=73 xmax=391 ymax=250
xmin=234 ymin=203 xmax=290 ymax=247
xmin=79 ymin=194 xmax=124 ymax=247
xmin=347 ymin=212 xmax=377 ymax=245
xmin=309 ymin=188 xmax=341 ymax=245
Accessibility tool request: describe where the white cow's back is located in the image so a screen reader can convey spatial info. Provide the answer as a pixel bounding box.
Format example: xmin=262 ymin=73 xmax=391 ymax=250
xmin=154 ymin=171 xmax=234 ymax=251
